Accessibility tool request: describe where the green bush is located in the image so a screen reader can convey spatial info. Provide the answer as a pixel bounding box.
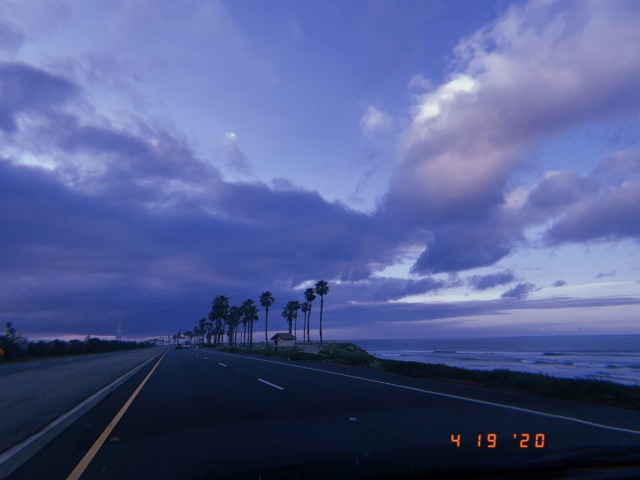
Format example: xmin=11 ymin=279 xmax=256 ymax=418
xmin=1 ymin=337 xmax=153 ymax=362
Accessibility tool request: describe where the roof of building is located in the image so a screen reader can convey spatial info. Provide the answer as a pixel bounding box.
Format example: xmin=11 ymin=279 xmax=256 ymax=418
xmin=271 ymin=333 xmax=296 ymax=340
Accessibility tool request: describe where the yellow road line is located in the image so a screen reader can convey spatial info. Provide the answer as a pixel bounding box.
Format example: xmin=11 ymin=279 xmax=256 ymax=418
xmin=67 ymin=351 xmax=167 ymax=480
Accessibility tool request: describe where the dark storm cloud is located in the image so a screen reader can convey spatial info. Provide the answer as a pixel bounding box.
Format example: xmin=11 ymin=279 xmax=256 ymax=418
xmin=501 ymin=282 xmax=537 ymax=300
xmin=0 ymin=155 xmax=400 ymax=336
xmin=467 ymin=271 xmax=517 ymax=291
xmin=0 ymin=61 xmax=409 ymax=336
xmin=409 ymin=220 xmax=522 ymax=275
xmin=0 ymin=62 xmax=78 ymax=133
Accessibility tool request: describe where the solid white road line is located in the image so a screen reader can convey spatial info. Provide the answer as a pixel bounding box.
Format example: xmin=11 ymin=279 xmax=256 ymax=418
xmin=216 ymin=352 xmax=640 ymax=435
xmin=258 ymin=379 xmax=285 ymax=391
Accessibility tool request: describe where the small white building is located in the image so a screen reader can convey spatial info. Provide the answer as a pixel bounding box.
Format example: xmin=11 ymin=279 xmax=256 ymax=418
xmin=271 ymin=333 xmax=296 ymax=350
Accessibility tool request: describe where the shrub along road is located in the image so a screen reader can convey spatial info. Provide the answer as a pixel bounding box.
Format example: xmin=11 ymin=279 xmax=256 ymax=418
xmin=7 ymin=347 xmax=640 ymax=479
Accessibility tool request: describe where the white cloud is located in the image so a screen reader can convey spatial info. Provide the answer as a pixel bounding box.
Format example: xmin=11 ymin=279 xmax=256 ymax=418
xmin=360 ymin=105 xmax=392 ymax=134
xmin=389 ymin=0 xmax=640 ymax=221
xmin=407 ymin=74 xmax=431 ymax=90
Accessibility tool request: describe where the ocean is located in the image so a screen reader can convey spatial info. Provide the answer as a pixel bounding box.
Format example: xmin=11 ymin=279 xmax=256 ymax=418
xmin=353 ymin=335 xmax=640 ymax=386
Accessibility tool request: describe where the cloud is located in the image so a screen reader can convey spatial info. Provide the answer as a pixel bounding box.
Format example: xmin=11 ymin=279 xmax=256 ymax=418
xmin=595 ymin=270 xmax=616 ymax=279
xmin=409 ymin=218 xmax=522 ymax=274
xmin=380 ymin=0 xmax=640 ymax=273
xmin=467 ymin=271 xmax=517 ymax=291
xmin=525 ymin=171 xmax=598 ymax=219
xmin=222 ymin=132 xmax=252 ymax=177
xmin=328 ymin=294 xmax=640 ymax=331
xmin=544 ymin=181 xmax=640 ymax=244
xmin=407 ymin=74 xmax=431 ymax=90
xmin=326 ymin=276 xmax=447 ymax=304
xmin=360 ymin=105 xmax=392 ymax=134
xmin=501 ymin=282 xmax=537 ymax=300
xmin=3 ymin=2 xmax=640 ymax=339
xmin=552 ymin=280 xmax=567 ymax=287
xmin=0 ymin=62 xmax=78 ymax=133
xmin=0 ymin=21 xmax=24 ymax=53
xmin=543 ymin=151 xmax=640 ymax=245
xmin=0 ymin=62 xmax=413 ymax=337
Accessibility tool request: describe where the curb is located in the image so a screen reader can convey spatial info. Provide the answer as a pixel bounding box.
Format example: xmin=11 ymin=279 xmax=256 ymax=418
xmin=0 ymin=350 xmax=163 ymax=479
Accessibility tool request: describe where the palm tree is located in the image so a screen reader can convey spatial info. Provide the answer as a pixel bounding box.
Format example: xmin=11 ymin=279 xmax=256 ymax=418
xmin=314 ymin=280 xmax=329 ymax=344
xmin=260 ymin=291 xmax=275 ymax=348
xmin=281 ymin=304 xmax=294 ymax=334
xmin=301 ymin=302 xmax=310 ymax=343
xmin=210 ymin=295 xmax=230 ymax=346
xmin=304 ymin=288 xmax=316 ymax=343
xmin=228 ymin=305 xmax=242 ymax=347
xmin=205 ymin=319 xmax=213 ymax=344
xmin=193 ymin=325 xmax=202 ymax=345
xmin=198 ymin=317 xmax=207 ymax=344
xmin=289 ymin=300 xmax=300 ymax=340
xmin=242 ymin=299 xmax=259 ymax=348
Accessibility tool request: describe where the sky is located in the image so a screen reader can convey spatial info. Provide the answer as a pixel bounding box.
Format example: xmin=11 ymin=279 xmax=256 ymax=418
xmin=1 ymin=0 xmax=639 ymax=341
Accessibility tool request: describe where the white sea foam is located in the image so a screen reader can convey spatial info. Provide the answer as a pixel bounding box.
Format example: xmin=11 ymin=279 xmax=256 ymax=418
xmin=354 ymin=335 xmax=640 ymax=386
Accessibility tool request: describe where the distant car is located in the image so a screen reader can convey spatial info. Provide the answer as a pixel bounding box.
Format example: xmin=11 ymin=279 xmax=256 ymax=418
xmin=182 ymin=344 xmax=191 ymax=349
xmin=175 ymin=344 xmax=183 ymax=350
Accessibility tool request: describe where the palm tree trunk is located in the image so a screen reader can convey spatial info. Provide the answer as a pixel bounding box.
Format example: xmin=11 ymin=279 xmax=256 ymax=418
xmin=265 ymin=307 xmax=269 ymax=348
xmin=307 ymin=304 xmax=312 ymax=343
xmin=319 ymin=295 xmax=324 ymax=345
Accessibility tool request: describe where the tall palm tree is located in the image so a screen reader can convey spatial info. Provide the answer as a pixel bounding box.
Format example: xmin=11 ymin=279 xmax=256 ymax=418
xmin=260 ymin=291 xmax=275 ymax=348
xmin=301 ymin=302 xmax=310 ymax=343
xmin=242 ymin=299 xmax=259 ymax=348
xmin=205 ymin=319 xmax=213 ymax=344
xmin=289 ymin=300 xmax=300 ymax=339
xmin=228 ymin=305 xmax=242 ymax=347
xmin=193 ymin=325 xmax=201 ymax=344
xmin=210 ymin=295 xmax=230 ymax=346
xmin=304 ymin=288 xmax=316 ymax=343
xmin=198 ymin=317 xmax=207 ymax=344
xmin=314 ymin=280 xmax=329 ymax=344
xmin=281 ymin=304 xmax=294 ymax=334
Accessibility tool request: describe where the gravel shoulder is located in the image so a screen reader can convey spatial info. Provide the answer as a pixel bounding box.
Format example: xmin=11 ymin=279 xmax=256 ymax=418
xmin=0 ymin=348 xmax=162 ymax=455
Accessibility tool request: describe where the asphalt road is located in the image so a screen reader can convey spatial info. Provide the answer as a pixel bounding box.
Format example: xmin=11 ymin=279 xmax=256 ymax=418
xmin=8 ymin=347 xmax=640 ymax=479
xmin=0 ymin=350 xmax=155 ymax=379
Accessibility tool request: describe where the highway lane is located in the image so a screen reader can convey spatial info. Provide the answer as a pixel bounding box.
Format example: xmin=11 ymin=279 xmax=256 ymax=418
xmin=0 ymin=349 xmax=158 ymax=379
xmin=8 ymin=347 xmax=640 ymax=479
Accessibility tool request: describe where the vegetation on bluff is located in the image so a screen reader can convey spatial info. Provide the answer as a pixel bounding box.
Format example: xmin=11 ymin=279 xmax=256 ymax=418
xmin=0 ymin=322 xmax=153 ymax=362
